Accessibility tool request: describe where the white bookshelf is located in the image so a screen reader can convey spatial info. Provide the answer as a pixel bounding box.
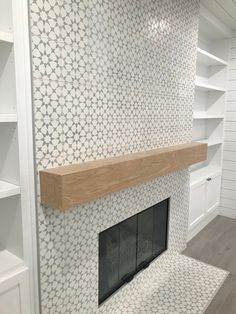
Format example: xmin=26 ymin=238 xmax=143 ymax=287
xmin=191 ymin=5 xmax=229 ymax=182
xmin=0 ymin=0 xmax=38 ymax=313
xmin=188 ymin=5 xmax=230 ymax=241
xmin=0 ymin=0 xmax=21 ymax=271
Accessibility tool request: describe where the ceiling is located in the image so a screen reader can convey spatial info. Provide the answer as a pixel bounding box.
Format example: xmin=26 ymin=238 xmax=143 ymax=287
xmin=202 ymin=0 xmax=236 ymax=30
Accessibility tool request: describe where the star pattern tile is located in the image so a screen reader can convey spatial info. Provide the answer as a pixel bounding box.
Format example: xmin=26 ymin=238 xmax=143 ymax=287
xmin=29 ymin=0 xmax=227 ymax=313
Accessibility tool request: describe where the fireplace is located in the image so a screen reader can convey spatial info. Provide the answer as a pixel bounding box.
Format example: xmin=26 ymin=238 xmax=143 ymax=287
xmin=99 ymin=198 xmax=170 ymax=304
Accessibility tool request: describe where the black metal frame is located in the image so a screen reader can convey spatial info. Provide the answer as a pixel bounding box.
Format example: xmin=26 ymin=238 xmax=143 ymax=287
xmin=98 ymin=198 xmax=170 ymax=305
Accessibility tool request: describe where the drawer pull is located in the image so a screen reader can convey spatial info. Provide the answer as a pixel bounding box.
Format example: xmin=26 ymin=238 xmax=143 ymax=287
xmin=206 ymin=178 xmax=212 ymax=181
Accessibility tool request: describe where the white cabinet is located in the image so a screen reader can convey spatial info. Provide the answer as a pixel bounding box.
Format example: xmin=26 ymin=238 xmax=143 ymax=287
xmin=189 ymin=5 xmax=230 ymax=240
xmin=189 ymin=181 xmax=205 ymax=229
xmin=189 ymin=172 xmax=221 ymax=238
xmin=0 ymin=286 xmax=21 ymax=314
xmin=0 ymin=267 xmax=30 ymax=314
xmin=206 ymin=174 xmax=221 ymax=213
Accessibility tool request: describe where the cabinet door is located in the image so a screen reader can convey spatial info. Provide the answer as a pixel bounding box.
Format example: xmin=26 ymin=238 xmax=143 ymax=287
xmin=0 ymin=267 xmax=31 ymax=314
xmin=0 ymin=285 xmax=21 ymax=314
xmin=189 ymin=181 xmax=206 ymax=230
xmin=206 ymin=174 xmax=221 ymax=214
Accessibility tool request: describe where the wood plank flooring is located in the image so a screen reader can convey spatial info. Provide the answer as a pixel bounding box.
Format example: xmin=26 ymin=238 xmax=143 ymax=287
xmin=183 ymin=215 xmax=236 ymax=314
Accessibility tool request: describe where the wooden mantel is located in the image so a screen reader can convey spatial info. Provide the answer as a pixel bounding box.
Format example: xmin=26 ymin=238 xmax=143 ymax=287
xmin=40 ymin=142 xmax=207 ymax=210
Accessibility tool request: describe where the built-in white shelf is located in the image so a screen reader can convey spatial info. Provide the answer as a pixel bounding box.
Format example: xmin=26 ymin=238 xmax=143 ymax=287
xmin=0 ymin=31 xmax=13 ymax=43
xmin=195 ymin=81 xmax=226 ymax=92
xmin=0 ymin=180 xmax=20 ymax=199
xmin=0 ymin=249 xmax=24 ymax=277
xmin=197 ymin=139 xmax=223 ymax=147
xmin=0 ymin=114 xmax=17 ymax=123
xmin=193 ymin=113 xmax=224 ymax=120
xmin=189 ymin=4 xmax=229 ymax=242
xmin=190 ymin=165 xmax=221 ymax=185
xmin=197 ymin=47 xmax=228 ymax=66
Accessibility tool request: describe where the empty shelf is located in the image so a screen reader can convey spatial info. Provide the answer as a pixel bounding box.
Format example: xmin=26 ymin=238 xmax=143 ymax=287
xmin=0 ymin=114 xmax=17 ymax=123
xmin=197 ymin=139 xmax=223 ymax=147
xmin=193 ymin=113 xmax=224 ymax=120
xmin=0 ymin=31 xmax=13 ymax=43
xmin=195 ymin=82 xmax=226 ymax=92
xmin=0 ymin=180 xmax=20 ymax=199
xmin=197 ymin=48 xmax=228 ymax=66
xmin=0 ymin=249 xmax=24 ymax=277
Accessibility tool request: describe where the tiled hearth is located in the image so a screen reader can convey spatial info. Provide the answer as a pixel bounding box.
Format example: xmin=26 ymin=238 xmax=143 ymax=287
xmin=99 ymin=252 xmax=228 ymax=314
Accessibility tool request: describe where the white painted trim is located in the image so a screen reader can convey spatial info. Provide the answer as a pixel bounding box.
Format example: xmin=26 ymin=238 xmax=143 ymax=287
xmin=188 ymin=206 xmax=219 ymax=242
xmin=219 ymin=206 xmax=236 ymax=219
xmin=12 ymin=0 xmax=39 ymax=313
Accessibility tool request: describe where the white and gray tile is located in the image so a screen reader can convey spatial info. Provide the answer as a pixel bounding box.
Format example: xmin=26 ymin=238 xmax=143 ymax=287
xmin=28 ymin=0 xmax=227 ymax=313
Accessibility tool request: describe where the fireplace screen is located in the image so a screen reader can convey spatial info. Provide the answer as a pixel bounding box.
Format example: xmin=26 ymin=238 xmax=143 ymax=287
xmin=99 ymin=198 xmax=169 ymax=304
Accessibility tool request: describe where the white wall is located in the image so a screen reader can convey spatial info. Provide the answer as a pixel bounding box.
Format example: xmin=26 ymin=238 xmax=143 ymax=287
xmin=220 ymin=36 xmax=236 ymax=218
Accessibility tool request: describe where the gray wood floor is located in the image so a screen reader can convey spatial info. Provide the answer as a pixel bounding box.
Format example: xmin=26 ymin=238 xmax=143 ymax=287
xmin=183 ymin=216 xmax=236 ymax=314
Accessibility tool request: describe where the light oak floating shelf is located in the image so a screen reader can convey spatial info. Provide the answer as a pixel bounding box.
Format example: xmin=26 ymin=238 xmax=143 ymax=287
xmin=40 ymin=142 xmax=207 ymax=210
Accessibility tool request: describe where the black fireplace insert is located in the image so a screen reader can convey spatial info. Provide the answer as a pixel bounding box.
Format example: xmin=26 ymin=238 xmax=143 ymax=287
xmin=99 ymin=198 xmax=169 ymax=304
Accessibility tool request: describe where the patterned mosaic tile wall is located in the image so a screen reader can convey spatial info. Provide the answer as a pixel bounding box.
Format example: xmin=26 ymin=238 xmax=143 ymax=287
xmin=30 ymin=0 xmax=200 ymax=313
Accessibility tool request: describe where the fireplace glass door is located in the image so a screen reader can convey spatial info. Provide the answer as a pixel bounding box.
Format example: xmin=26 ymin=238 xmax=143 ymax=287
xmin=99 ymin=198 xmax=169 ymax=304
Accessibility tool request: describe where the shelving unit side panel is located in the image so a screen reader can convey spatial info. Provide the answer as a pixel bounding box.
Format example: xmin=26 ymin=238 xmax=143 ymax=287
xmin=0 ymin=197 xmax=23 ymax=259
xmin=0 ymin=124 xmax=20 ymax=185
xmin=0 ymin=0 xmax=13 ymax=34
xmin=0 ymin=43 xmax=16 ymax=114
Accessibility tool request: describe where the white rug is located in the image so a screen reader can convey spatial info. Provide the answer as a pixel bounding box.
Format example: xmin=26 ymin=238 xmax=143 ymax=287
xmin=99 ymin=251 xmax=228 ymax=314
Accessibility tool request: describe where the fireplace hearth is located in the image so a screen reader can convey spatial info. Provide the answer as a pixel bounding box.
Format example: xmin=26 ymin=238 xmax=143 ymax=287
xmin=99 ymin=198 xmax=169 ymax=304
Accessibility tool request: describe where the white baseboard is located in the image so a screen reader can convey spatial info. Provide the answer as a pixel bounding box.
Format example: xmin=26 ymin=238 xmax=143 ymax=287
xmin=219 ymin=206 xmax=236 ymax=219
xmin=187 ymin=207 xmax=219 ymax=242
